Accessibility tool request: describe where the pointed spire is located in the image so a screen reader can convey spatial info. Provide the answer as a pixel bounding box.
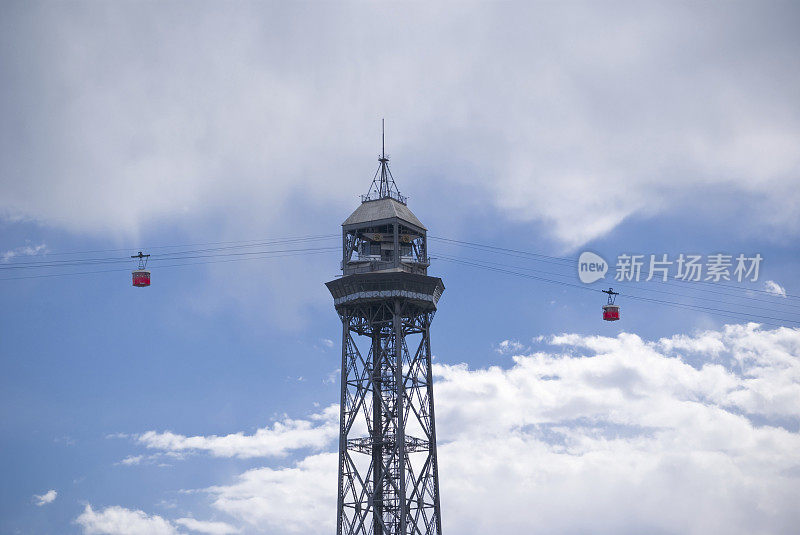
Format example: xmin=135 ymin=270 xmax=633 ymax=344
xmin=363 ymin=120 xmax=407 ymax=204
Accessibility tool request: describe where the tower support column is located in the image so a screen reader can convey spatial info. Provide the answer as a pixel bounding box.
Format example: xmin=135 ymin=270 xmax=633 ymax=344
xmin=328 ymin=273 xmax=444 ymax=534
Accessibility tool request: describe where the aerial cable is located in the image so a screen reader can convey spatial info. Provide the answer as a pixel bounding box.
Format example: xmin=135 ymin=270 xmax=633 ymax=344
xmin=0 ymin=244 xmax=340 ymax=270
xmin=437 ymin=256 xmax=796 ymax=328
xmin=0 ymin=248 xmax=335 ymax=281
xmin=0 ymin=235 xmax=339 ymax=267
xmin=431 ymin=236 xmax=799 ymax=300
xmin=146 ymin=246 xmax=340 ymax=264
xmin=435 ymin=254 xmax=800 ymax=313
xmin=436 ymin=256 xmax=800 ymax=327
xmin=429 ymin=236 xmax=573 ymax=265
xmin=2 ymin=231 xmax=795 ymax=303
xmin=6 ymin=233 xmax=340 ymax=259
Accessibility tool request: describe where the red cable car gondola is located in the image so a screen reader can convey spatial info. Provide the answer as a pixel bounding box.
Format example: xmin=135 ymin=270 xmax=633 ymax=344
xmin=131 ymin=251 xmax=151 ymax=287
xmin=602 ymin=288 xmax=620 ymax=321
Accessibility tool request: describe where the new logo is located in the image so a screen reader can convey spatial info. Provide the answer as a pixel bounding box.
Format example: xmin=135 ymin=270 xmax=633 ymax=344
xmin=578 ymin=251 xmax=608 ymax=284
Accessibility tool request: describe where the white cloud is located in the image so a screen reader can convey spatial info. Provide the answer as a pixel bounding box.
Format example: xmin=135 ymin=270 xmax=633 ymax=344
xmin=323 ymin=368 xmax=339 ymax=385
xmin=433 ymin=324 xmax=800 ymax=534
xmin=2 ymin=3 xmax=799 ymax=251
xmin=2 ymin=243 xmax=47 ymax=263
xmin=174 ymin=518 xmax=239 ymax=535
xmin=33 ymin=489 xmax=57 ymax=506
xmin=205 ymin=453 xmax=336 ymax=534
xmin=4 ymin=4 xmax=798 ymax=330
xmin=75 ymin=505 xmax=178 ymax=535
xmin=192 ymin=323 xmax=800 ymax=534
xmin=93 ymin=324 xmax=800 ymax=533
xmin=54 ymin=435 xmax=76 ymax=446
xmin=118 ymin=455 xmax=144 ymax=466
xmin=75 ymin=504 xmax=239 ymax=535
xmin=495 ymin=339 xmax=525 ymax=354
xmin=137 ymin=405 xmax=338 ymax=459
xmin=765 ymin=280 xmax=788 ymax=298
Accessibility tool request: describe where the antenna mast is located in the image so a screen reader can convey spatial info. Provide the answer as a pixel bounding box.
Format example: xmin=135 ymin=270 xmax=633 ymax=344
xmin=363 ymin=120 xmax=407 ymax=204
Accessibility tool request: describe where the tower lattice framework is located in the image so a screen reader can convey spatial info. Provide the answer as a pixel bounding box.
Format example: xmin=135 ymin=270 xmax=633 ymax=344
xmin=327 ymin=137 xmax=444 ymax=535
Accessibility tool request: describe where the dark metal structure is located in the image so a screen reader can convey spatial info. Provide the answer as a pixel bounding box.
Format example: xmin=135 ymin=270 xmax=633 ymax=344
xmin=326 ymin=130 xmax=445 ymax=535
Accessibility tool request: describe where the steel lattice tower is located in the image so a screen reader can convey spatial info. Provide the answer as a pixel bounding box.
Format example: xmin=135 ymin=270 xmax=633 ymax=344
xmin=326 ymin=134 xmax=445 ymax=535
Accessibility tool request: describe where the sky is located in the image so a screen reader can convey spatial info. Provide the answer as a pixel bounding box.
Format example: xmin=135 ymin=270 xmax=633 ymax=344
xmin=1 ymin=1 xmax=799 ymax=534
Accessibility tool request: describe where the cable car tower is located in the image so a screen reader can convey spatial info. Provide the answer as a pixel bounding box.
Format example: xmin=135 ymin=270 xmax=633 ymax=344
xmin=326 ymin=126 xmax=445 ymax=535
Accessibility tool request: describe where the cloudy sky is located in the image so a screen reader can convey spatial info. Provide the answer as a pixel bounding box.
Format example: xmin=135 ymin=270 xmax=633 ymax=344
xmin=1 ymin=2 xmax=799 ymax=534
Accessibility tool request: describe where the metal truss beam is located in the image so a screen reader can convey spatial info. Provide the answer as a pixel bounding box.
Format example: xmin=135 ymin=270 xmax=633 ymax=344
xmin=336 ymin=299 xmax=442 ymax=535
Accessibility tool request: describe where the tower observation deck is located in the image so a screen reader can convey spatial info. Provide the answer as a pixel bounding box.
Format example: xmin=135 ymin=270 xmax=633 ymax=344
xmin=326 ymin=135 xmax=445 ymax=535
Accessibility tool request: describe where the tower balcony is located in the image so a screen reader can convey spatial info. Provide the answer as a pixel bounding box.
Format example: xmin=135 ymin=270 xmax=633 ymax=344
xmin=326 ymin=272 xmax=445 ymax=312
xmin=342 ymin=256 xmax=431 ymax=276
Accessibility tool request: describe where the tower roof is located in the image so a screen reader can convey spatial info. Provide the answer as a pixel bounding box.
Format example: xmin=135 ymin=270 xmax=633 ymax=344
xmin=344 ymin=121 xmax=426 ymax=231
xmin=342 ymin=197 xmax=427 ymax=231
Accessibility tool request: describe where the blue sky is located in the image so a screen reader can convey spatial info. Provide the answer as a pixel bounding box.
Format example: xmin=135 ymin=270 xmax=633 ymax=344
xmin=1 ymin=2 xmax=800 ymax=534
